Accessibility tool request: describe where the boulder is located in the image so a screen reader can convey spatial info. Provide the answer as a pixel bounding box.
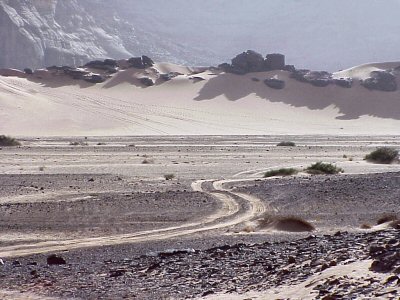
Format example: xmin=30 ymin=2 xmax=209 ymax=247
xmin=84 ymin=74 xmax=106 ymax=83
xmin=65 ymin=68 xmax=90 ymax=80
xmin=361 ymin=71 xmax=397 ymax=92
xmin=160 ymin=72 xmax=182 ymax=81
xmin=128 ymin=57 xmax=144 ymax=68
xmin=140 ymin=77 xmax=154 ymax=86
xmin=24 ymin=68 xmax=33 ymax=75
xmin=264 ymin=78 xmax=285 ymax=89
xmin=103 ymin=59 xmax=118 ymax=67
xmin=283 ymin=65 xmax=296 ymax=73
xmin=128 ymin=55 xmax=154 ymax=69
xmin=290 ymin=69 xmax=310 ymax=82
xmin=47 ymin=254 xmax=66 ymax=265
xmin=265 ymin=53 xmax=285 ymax=70
xmin=142 ymin=55 xmax=154 ymax=68
xmin=231 ymin=50 xmax=266 ymax=73
xmin=334 ymin=77 xmax=353 ymax=88
xmin=304 ymin=71 xmax=332 ymax=87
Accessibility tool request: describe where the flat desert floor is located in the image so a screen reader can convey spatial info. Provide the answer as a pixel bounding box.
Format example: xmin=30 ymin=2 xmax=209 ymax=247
xmin=0 ymin=135 xmax=400 ymax=299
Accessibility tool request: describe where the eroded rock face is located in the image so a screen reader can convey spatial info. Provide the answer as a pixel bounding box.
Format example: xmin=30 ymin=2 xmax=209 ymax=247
xmin=0 ymin=0 xmax=133 ymax=70
xmin=361 ymin=71 xmax=397 ymax=92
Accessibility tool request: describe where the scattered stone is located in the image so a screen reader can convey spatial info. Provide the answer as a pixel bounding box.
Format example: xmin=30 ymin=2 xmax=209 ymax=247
xmin=334 ymin=77 xmax=353 ymax=88
xmin=47 ymin=254 xmax=66 ymax=265
xmin=24 ymin=68 xmax=33 ymax=75
xmin=140 ymin=77 xmax=154 ymax=87
xmin=110 ymin=269 xmax=126 ymax=278
xmin=84 ymin=74 xmax=106 ymax=84
xmin=264 ymin=77 xmax=285 ymax=89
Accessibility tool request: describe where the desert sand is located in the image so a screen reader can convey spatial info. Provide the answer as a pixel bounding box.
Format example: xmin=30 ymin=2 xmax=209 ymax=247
xmin=1 ymin=60 xmax=400 ymax=299
xmin=1 ymin=61 xmax=400 ymax=136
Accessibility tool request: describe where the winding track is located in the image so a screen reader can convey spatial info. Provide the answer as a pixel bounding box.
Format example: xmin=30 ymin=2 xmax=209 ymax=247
xmin=0 ymin=178 xmax=269 ymax=258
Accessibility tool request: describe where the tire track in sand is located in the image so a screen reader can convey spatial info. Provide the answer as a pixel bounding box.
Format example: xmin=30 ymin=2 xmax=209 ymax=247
xmin=0 ymin=179 xmax=268 ymax=258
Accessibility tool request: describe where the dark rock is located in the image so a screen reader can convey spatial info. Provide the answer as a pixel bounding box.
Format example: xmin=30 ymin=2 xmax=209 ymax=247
xmin=189 ymin=76 xmax=205 ymax=82
xmin=231 ymin=50 xmax=266 ymax=73
xmin=361 ymin=71 xmax=397 ymax=91
xmin=251 ymin=77 xmax=260 ymax=82
xmin=84 ymin=74 xmax=106 ymax=84
xmin=283 ymin=64 xmax=296 ymax=72
xmin=369 ymin=244 xmax=385 ymax=257
xmin=288 ymin=256 xmax=296 ymax=264
xmin=128 ymin=56 xmax=154 ymax=69
xmin=142 ymin=55 xmax=154 ymax=68
xmin=202 ymin=290 xmax=214 ymax=297
xmin=103 ymin=59 xmax=118 ymax=67
xmin=265 ymin=53 xmax=285 ymax=70
xmin=128 ymin=57 xmax=144 ymax=69
xmin=64 ymin=68 xmax=90 ymax=80
xmin=304 ymin=71 xmax=332 ymax=87
xmin=160 ymin=72 xmax=182 ymax=81
xmin=24 ymin=68 xmax=33 ymax=75
xmin=140 ymin=77 xmax=154 ymax=87
xmin=290 ymin=69 xmax=310 ymax=82
xmin=110 ymin=269 xmax=126 ymax=278
xmin=264 ymin=78 xmax=285 ymax=89
xmin=218 ymin=63 xmax=231 ymax=72
xmin=47 ymin=254 xmax=66 ymax=265
xmin=334 ymin=77 xmax=353 ymax=88
xmin=12 ymin=260 xmax=21 ymax=267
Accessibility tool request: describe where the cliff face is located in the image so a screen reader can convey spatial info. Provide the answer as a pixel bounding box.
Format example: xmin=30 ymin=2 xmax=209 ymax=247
xmin=0 ymin=0 xmax=134 ymax=69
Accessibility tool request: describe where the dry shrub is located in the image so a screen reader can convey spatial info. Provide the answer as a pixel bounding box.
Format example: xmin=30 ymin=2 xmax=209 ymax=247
xmin=306 ymin=162 xmax=344 ymax=175
xmin=365 ymin=147 xmax=398 ymax=164
xmin=258 ymin=214 xmax=315 ymax=232
xmin=377 ymin=214 xmax=398 ymax=225
xmin=0 ymin=135 xmax=21 ymax=146
xmin=264 ymin=168 xmax=298 ymax=178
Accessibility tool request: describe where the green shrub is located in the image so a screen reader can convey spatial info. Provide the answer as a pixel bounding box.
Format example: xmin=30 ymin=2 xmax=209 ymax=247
xmin=264 ymin=168 xmax=298 ymax=178
xmin=365 ymin=147 xmax=398 ymax=164
xmin=0 ymin=135 xmax=21 ymax=146
xmin=305 ymin=162 xmax=343 ymax=175
xmin=277 ymin=141 xmax=296 ymax=147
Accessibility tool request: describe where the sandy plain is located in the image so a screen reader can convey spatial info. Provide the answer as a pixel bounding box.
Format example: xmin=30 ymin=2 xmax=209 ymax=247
xmin=0 ymin=135 xmax=399 ymax=299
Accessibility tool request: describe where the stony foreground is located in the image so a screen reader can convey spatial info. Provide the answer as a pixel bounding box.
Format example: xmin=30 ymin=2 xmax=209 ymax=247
xmin=1 ymin=228 xmax=399 ymax=299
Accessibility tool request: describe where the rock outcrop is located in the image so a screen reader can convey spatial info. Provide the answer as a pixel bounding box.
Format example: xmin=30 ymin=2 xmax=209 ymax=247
xmin=361 ymin=71 xmax=397 ymax=92
xmin=219 ymin=50 xmax=288 ymax=74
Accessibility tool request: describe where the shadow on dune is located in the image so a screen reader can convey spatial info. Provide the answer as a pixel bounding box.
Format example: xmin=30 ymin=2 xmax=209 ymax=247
xmin=194 ymin=72 xmax=400 ymax=120
xmin=26 ymin=76 xmax=95 ymax=89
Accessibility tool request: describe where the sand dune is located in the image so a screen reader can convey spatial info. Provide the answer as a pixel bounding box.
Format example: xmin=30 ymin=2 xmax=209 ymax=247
xmin=1 ymin=62 xmax=400 ymax=136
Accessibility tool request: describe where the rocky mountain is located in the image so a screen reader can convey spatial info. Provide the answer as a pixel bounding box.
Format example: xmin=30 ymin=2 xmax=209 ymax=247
xmin=0 ymin=0 xmax=215 ymax=70
xmin=1 ymin=0 xmax=400 ymax=70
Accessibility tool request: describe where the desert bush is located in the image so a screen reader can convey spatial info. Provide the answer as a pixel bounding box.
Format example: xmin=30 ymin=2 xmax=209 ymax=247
xmin=305 ymin=162 xmax=343 ymax=175
xmin=264 ymin=168 xmax=298 ymax=178
xmin=365 ymin=147 xmax=398 ymax=164
xmin=277 ymin=141 xmax=296 ymax=147
xmin=0 ymin=135 xmax=21 ymax=146
xmin=164 ymin=174 xmax=175 ymax=180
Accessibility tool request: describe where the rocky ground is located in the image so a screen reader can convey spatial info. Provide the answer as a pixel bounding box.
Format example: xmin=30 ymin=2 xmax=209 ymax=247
xmin=1 ymin=136 xmax=400 ymax=299
xmin=0 ymin=228 xmax=399 ymax=299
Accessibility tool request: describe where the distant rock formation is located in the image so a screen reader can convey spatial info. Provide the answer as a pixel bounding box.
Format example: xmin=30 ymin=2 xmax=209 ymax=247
xmin=219 ymin=50 xmax=289 ymax=74
xmin=361 ymin=71 xmax=397 ymax=92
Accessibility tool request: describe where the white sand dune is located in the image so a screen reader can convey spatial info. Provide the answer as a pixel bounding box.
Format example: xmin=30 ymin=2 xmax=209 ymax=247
xmin=1 ymin=62 xmax=400 ymax=136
